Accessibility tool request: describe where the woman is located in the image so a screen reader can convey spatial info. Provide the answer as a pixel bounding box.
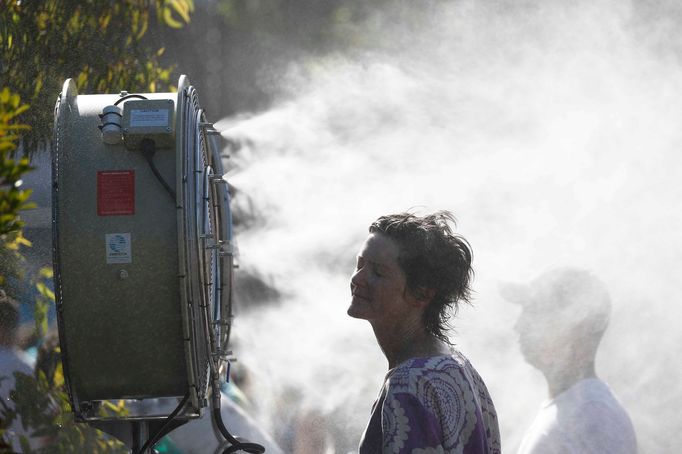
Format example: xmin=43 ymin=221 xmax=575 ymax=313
xmin=348 ymin=212 xmax=501 ymax=454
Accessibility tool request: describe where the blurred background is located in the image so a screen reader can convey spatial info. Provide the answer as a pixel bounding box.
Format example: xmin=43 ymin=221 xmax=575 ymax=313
xmin=4 ymin=0 xmax=682 ymax=452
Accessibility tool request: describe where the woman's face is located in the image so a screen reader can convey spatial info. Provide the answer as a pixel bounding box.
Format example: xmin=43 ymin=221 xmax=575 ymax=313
xmin=348 ymin=233 xmax=414 ymax=328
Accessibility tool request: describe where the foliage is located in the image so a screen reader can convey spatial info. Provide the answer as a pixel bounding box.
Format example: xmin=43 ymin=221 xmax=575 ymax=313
xmin=2 ymin=366 xmax=129 ymax=453
xmin=0 ymin=88 xmax=33 ymax=237
xmin=33 ymin=267 xmax=54 ymax=341
xmin=215 ymin=0 xmax=395 ymax=52
xmin=0 ymin=0 xmax=195 ymax=146
xmin=0 ymin=1 xmax=195 ymax=450
xmin=0 ymin=87 xmax=33 ymax=287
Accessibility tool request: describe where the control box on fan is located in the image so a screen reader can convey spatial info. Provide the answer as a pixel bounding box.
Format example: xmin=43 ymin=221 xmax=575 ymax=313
xmin=122 ymin=99 xmax=176 ymax=149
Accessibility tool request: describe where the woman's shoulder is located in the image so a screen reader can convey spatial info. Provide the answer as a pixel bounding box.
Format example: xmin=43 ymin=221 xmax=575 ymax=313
xmin=393 ymin=352 xmax=469 ymax=374
xmin=386 ymin=353 xmax=473 ymax=391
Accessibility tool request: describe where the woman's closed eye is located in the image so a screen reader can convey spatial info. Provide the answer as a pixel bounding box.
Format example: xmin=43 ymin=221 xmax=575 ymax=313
xmin=371 ymin=265 xmax=387 ymax=277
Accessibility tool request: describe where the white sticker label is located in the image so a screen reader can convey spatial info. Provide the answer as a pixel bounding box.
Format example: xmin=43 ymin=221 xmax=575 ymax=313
xmin=130 ymin=108 xmax=169 ymax=127
xmin=106 ymin=233 xmax=132 ymax=264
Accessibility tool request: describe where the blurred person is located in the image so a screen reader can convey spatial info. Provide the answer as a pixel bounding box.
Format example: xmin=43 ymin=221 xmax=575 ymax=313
xmin=271 ymin=387 xmax=334 ymax=454
xmin=126 ymin=370 xmax=283 ymax=454
xmin=348 ymin=211 xmax=501 ymax=454
xmin=34 ymin=328 xmax=60 ymax=387
xmin=292 ymin=407 xmax=334 ymax=454
xmin=120 ymin=391 xmax=283 ymax=454
xmin=0 ymin=289 xmax=41 ymax=452
xmin=500 ymin=267 xmax=637 ymax=454
xmin=166 ymin=390 xmax=284 ymax=454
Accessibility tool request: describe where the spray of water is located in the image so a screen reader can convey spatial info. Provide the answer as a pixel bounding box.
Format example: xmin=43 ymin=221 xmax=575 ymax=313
xmin=218 ymin=1 xmax=682 ymax=451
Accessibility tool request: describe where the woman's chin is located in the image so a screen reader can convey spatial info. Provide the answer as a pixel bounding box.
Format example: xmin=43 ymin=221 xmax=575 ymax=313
xmin=347 ymin=302 xmax=369 ymax=319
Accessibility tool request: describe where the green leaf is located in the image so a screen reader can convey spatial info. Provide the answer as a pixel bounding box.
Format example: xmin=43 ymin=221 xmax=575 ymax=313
xmin=170 ymin=0 xmax=191 ymax=23
xmin=161 ymin=6 xmax=184 ymax=28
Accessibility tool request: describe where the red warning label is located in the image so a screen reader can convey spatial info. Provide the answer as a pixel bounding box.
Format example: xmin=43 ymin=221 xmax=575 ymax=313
xmin=97 ymin=170 xmax=135 ymax=216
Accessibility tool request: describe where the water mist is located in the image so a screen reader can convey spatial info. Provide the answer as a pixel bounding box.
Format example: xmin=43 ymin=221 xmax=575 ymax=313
xmin=218 ymin=1 xmax=682 ymax=452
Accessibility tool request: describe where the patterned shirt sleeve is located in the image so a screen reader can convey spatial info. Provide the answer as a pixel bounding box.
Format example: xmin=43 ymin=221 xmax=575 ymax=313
xmin=379 ymin=357 xmax=495 ymax=454
xmin=381 ymin=387 xmax=446 ymax=453
xmin=358 ymin=355 xmax=500 ymax=454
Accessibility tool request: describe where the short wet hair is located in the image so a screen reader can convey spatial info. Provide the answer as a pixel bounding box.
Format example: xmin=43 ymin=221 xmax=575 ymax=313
xmin=369 ymin=211 xmax=473 ymax=344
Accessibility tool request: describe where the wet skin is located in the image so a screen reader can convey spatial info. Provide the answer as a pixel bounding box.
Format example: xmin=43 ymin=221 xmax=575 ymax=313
xmin=348 ymin=232 xmax=449 ymax=369
xmin=348 ymin=233 xmax=414 ymax=327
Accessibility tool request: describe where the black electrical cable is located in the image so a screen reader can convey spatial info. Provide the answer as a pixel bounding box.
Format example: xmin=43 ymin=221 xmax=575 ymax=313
xmin=114 ymin=93 xmax=149 ymax=105
xmin=205 ymin=307 xmax=264 ymax=453
xmin=213 ymin=406 xmax=265 ymax=454
xmin=134 ymin=392 xmax=190 ymax=454
xmin=140 ymin=139 xmax=177 ymax=201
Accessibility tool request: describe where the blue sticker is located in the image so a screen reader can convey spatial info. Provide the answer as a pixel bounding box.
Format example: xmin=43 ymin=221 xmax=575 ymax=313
xmin=105 ymin=233 xmax=132 ymax=264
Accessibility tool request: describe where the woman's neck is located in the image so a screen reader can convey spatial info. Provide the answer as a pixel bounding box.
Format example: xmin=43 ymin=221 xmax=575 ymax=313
xmin=372 ymin=321 xmax=450 ymax=369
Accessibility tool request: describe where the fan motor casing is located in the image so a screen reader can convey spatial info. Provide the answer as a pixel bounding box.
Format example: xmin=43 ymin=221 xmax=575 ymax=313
xmin=52 ymin=76 xmax=231 ymax=421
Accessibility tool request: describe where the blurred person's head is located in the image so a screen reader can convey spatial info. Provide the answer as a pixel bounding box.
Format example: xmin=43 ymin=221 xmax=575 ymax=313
xmin=0 ymin=289 xmax=20 ymax=347
xmin=500 ymin=268 xmax=611 ymax=375
xmin=35 ymin=328 xmax=61 ymax=386
xmin=348 ymin=211 xmax=473 ymax=344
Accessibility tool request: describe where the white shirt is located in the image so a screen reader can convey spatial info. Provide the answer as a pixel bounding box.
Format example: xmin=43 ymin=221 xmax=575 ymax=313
xmin=517 ymin=378 xmax=637 ymax=454
xmin=0 ymin=346 xmax=39 ymax=452
xmin=133 ymin=392 xmax=284 ymax=454
xmin=168 ymin=395 xmax=284 ymax=454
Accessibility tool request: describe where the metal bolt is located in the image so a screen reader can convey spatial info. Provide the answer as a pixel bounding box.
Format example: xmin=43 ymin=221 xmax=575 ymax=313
xmin=166 ymin=127 xmax=171 ymax=132
xmin=119 ymin=269 xmax=129 ymax=280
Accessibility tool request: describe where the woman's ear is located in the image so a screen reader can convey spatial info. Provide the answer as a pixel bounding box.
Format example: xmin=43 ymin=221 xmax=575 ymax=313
xmin=412 ymin=286 xmax=437 ymax=309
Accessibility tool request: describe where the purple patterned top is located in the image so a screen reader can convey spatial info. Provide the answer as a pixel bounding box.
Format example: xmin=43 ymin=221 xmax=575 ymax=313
xmin=359 ymin=353 xmax=501 ymax=454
